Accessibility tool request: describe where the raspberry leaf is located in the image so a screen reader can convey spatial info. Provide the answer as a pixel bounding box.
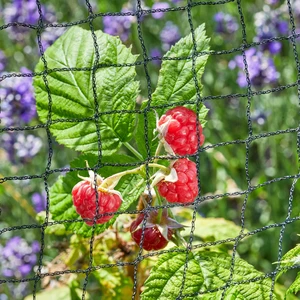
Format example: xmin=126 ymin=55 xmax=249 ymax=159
xmin=141 ymin=250 xmax=278 ymax=300
xmin=286 ymin=272 xmax=300 ymax=296
xmin=275 ymin=243 xmax=300 ymax=296
xmin=180 ymin=216 xmax=245 ymax=244
xmin=34 ymin=26 xmax=139 ymax=156
xmin=49 ymin=154 xmax=145 ymax=237
xmin=134 ymin=108 xmax=157 ymax=158
xmin=152 ymin=23 xmax=210 ymax=111
xmin=275 ymin=243 xmax=300 ymax=279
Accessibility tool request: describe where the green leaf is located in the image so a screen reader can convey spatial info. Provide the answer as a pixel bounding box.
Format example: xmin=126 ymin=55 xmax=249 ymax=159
xmin=152 ymin=24 xmax=210 ymax=107
xmin=135 ymin=106 xmax=156 ymax=159
xmin=141 ymin=250 xmax=203 ymax=300
xmin=274 ymin=283 xmax=299 ymax=300
xmin=49 ymin=153 xmax=145 ymax=237
xmin=281 ymin=244 xmax=300 ymax=266
xmin=194 ymin=252 xmax=276 ymax=299
xmin=34 ymin=26 xmax=139 ymax=156
xmin=274 ymin=243 xmax=300 ymax=297
xmin=198 ymin=105 xmax=209 ymax=128
xmin=181 ymin=216 xmax=245 ymax=244
xmin=276 ymin=244 xmax=300 ymax=279
xmin=24 ymin=287 xmax=85 ymax=300
xmin=286 ymin=272 xmax=300 ymax=296
xmin=141 ymin=250 xmax=277 ymax=300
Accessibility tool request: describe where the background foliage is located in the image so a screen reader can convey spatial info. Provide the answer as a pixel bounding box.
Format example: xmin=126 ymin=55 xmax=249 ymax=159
xmin=0 ymin=0 xmax=299 ymax=299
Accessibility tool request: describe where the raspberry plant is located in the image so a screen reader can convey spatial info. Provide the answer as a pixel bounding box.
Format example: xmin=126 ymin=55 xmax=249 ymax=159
xmin=32 ymin=25 xmax=286 ymax=298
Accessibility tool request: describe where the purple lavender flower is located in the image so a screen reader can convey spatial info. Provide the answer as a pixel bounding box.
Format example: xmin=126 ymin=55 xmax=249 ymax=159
xmin=1 ymin=132 xmax=42 ymax=164
xmin=251 ymin=110 xmax=269 ymax=125
xmin=229 ymin=48 xmax=280 ymax=88
xmin=0 ymin=67 xmax=36 ymax=126
xmin=292 ymin=0 xmax=300 ymax=21
xmin=160 ymin=21 xmax=181 ymax=51
xmin=254 ymin=7 xmax=289 ymax=54
xmin=0 ymin=50 xmax=6 ymax=73
xmin=5 ymin=282 xmax=28 ymax=299
xmin=4 ymin=0 xmax=40 ymax=25
xmin=152 ymin=2 xmax=170 ymax=19
xmin=266 ymin=0 xmax=279 ymax=5
xmin=0 ymin=237 xmax=39 ymax=278
xmin=41 ymin=27 xmax=66 ymax=50
xmin=213 ymin=12 xmax=239 ymax=35
xmin=3 ymin=0 xmax=56 ymax=43
xmin=277 ymin=0 xmax=300 ymax=39
xmin=31 ymin=192 xmax=47 ymax=213
xmin=103 ymin=11 xmax=135 ymax=42
xmin=150 ymin=48 xmax=162 ymax=66
xmin=280 ymin=0 xmax=300 ymax=30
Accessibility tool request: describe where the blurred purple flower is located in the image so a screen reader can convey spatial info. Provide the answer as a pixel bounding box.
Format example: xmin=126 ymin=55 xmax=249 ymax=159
xmin=150 ymin=48 xmax=162 ymax=66
xmin=152 ymin=2 xmax=170 ymax=19
xmin=3 ymin=0 xmax=56 ymax=43
xmin=4 ymin=0 xmax=40 ymax=25
xmin=0 ymin=50 xmax=6 ymax=73
xmin=279 ymin=0 xmax=300 ymax=31
xmin=251 ymin=110 xmax=270 ymax=125
xmin=0 ymin=67 xmax=36 ymax=126
xmin=160 ymin=21 xmax=181 ymax=51
xmin=292 ymin=0 xmax=300 ymax=21
xmin=31 ymin=192 xmax=47 ymax=213
xmin=103 ymin=11 xmax=135 ymax=42
xmin=1 ymin=132 xmax=42 ymax=164
xmin=8 ymin=282 xmax=29 ymax=299
xmin=172 ymin=0 xmax=182 ymax=3
xmin=229 ymin=48 xmax=279 ymax=88
xmin=213 ymin=12 xmax=239 ymax=35
xmin=277 ymin=0 xmax=300 ymax=40
xmin=0 ymin=237 xmax=39 ymax=278
xmin=254 ymin=7 xmax=289 ymax=54
xmin=41 ymin=27 xmax=66 ymax=50
xmin=266 ymin=0 xmax=279 ymax=4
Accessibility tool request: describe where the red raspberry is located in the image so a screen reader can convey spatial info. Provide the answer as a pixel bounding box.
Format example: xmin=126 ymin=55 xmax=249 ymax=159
xmin=157 ymin=158 xmax=198 ymax=203
xmin=130 ymin=213 xmax=173 ymax=251
xmin=72 ymin=179 xmax=122 ymax=226
xmin=158 ymin=106 xmax=205 ymax=155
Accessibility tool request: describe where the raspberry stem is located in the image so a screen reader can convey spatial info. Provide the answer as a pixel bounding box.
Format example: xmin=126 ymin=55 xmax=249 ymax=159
xmin=100 ymin=165 xmax=144 ymax=190
xmin=123 ymin=142 xmax=144 ymax=161
xmin=148 ymin=163 xmax=169 ymax=173
xmin=154 ymin=140 xmax=164 ymax=159
xmin=99 ymin=163 xmax=169 ymax=191
xmin=155 ymin=187 xmax=164 ymax=224
xmin=167 ymin=208 xmax=186 ymax=247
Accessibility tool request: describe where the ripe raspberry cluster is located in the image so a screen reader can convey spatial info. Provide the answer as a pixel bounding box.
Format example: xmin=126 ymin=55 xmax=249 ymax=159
xmin=157 ymin=158 xmax=198 ymax=203
xmin=71 ymin=106 xmax=205 ymax=251
xmin=157 ymin=106 xmax=205 ymax=155
xmin=72 ymin=179 xmax=122 ymax=226
xmin=72 ymin=167 xmax=123 ymax=226
xmin=130 ymin=212 xmax=173 ymax=251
